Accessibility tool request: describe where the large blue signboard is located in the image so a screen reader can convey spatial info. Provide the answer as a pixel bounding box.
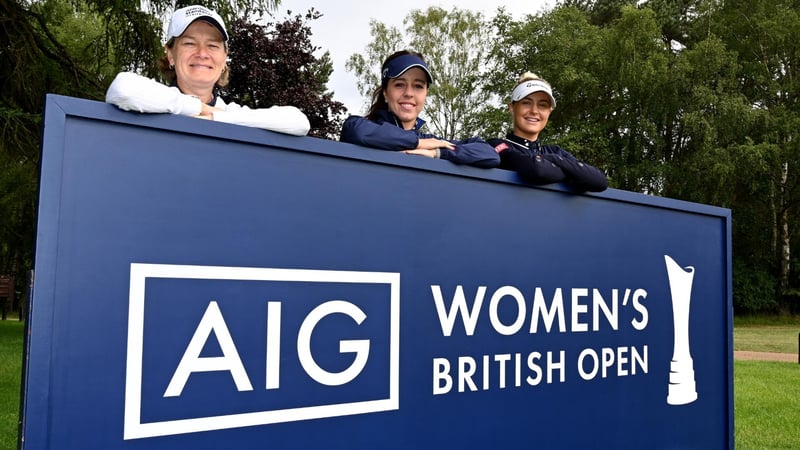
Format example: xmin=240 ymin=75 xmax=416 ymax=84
xmin=21 ymin=95 xmax=733 ymax=449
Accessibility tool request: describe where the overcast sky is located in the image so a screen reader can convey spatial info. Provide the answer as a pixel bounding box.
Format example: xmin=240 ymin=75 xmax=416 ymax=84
xmin=274 ymin=0 xmax=556 ymax=115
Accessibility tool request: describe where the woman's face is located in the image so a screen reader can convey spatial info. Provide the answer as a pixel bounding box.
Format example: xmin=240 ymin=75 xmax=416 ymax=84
xmin=510 ymin=92 xmax=553 ymax=141
xmin=384 ymin=67 xmax=428 ymax=130
xmin=166 ymin=20 xmax=227 ymax=98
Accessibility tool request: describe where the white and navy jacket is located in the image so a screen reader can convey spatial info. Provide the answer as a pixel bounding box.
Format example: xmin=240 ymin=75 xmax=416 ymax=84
xmin=340 ymin=110 xmax=500 ymax=168
xmin=488 ymin=132 xmax=607 ymax=192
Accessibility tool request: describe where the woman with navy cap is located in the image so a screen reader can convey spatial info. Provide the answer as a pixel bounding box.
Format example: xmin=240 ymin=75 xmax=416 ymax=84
xmin=340 ymin=50 xmax=500 ymax=168
xmin=105 ymin=5 xmax=310 ymax=136
xmin=488 ymin=73 xmax=607 ymax=192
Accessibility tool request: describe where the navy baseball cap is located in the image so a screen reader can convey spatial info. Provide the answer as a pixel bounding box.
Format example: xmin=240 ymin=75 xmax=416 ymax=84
xmin=381 ymin=54 xmax=433 ymax=85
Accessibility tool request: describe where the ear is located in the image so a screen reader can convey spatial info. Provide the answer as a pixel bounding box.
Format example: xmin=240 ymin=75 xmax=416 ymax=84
xmin=508 ymin=103 xmax=514 ymax=113
xmin=165 ymin=45 xmax=175 ymax=66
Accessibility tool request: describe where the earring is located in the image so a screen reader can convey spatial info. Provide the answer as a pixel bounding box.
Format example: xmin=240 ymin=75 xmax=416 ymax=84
xmin=169 ymin=64 xmax=174 ymax=70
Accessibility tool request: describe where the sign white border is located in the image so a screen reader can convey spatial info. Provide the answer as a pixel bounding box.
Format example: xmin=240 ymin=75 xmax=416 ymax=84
xmin=124 ymin=263 xmax=400 ymax=440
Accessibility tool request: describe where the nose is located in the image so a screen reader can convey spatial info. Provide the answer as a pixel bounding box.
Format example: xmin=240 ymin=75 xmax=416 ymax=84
xmin=402 ymin=84 xmax=413 ymax=97
xmin=196 ymin=44 xmax=211 ymax=58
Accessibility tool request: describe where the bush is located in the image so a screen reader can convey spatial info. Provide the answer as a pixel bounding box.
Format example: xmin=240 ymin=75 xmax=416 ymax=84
xmin=733 ymin=262 xmax=778 ymax=314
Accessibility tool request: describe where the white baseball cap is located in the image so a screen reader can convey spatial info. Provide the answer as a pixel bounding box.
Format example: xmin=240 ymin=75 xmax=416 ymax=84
xmin=511 ymin=79 xmax=556 ymax=108
xmin=167 ymin=5 xmax=229 ymax=42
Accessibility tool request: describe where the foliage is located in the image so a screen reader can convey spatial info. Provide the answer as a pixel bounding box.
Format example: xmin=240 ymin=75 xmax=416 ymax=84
xmin=0 ymin=0 xmax=346 ymax=308
xmin=480 ymin=0 xmax=800 ymax=313
xmin=344 ymin=20 xmax=403 ymax=115
xmin=223 ymin=10 xmax=346 ymax=139
xmin=345 ymin=6 xmax=493 ymax=139
xmin=733 ymin=261 xmax=779 ymax=314
xmin=5 ymin=0 xmax=800 ymax=314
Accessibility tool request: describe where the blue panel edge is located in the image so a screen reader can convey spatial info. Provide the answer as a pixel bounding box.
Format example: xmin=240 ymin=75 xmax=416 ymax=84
xmin=22 ymin=94 xmax=735 ymax=449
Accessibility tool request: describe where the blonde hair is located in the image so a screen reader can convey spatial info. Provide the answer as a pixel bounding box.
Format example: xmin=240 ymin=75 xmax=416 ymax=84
xmin=516 ymin=72 xmax=550 ymax=87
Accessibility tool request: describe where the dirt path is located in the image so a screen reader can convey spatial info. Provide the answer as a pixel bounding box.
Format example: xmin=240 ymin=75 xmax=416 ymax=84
xmin=734 ymin=351 xmax=797 ymax=362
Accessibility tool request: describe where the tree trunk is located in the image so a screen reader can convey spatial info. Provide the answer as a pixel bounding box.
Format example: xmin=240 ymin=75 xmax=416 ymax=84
xmin=780 ymin=161 xmax=790 ymax=296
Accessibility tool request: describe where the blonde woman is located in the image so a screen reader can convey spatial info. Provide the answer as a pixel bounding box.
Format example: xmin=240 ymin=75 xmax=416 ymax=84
xmin=488 ymin=73 xmax=607 ymax=192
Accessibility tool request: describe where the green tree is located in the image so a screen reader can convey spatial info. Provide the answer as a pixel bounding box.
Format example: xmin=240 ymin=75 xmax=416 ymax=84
xmin=0 ymin=0 xmax=365 ymax=316
xmin=345 ymin=6 xmax=492 ymax=139
xmin=707 ymin=0 xmax=800 ymax=312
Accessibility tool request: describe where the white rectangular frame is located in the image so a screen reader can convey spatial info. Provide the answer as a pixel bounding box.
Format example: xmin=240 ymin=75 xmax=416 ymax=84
xmin=124 ymin=263 xmax=400 ymax=440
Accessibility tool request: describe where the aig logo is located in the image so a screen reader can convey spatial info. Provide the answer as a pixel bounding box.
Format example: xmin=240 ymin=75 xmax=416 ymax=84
xmin=124 ymin=264 xmax=400 ymax=440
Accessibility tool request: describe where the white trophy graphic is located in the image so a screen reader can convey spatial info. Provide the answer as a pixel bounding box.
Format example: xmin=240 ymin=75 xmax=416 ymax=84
xmin=664 ymin=255 xmax=698 ymax=405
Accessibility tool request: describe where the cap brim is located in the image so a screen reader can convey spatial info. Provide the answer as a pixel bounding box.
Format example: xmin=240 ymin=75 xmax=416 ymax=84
xmin=387 ymin=64 xmax=433 ymax=83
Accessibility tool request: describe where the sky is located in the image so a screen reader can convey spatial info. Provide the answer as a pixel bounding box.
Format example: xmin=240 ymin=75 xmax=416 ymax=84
xmin=274 ymin=0 xmax=556 ymax=115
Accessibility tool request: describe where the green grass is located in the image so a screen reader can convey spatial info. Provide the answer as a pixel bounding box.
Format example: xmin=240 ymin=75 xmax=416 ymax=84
xmin=734 ymin=360 xmax=800 ymax=449
xmin=734 ymin=315 xmax=800 ymax=353
xmin=0 ymin=320 xmax=23 ymax=450
xmin=734 ymin=325 xmax=800 ymax=353
xmin=734 ymin=314 xmax=800 ymax=326
xmin=0 ymin=318 xmax=798 ymax=449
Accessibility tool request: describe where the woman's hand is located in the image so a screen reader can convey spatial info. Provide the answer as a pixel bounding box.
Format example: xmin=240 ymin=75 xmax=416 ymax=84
xmin=404 ymin=138 xmax=455 ymax=158
xmin=198 ymin=103 xmax=225 ymax=119
xmin=416 ymin=138 xmax=455 ymax=150
xmin=404 ymin=148 xmax=438 ymax=158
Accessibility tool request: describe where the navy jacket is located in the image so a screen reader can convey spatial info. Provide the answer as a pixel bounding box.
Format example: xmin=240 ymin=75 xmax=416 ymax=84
xmin=488 ymin=132 xmax=607 ymax=192
xmin=340 ymin=110 xmax=500 ymax=168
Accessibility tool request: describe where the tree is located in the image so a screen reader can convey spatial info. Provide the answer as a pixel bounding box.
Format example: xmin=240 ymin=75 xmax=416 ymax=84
xmin=0 ymin=0 xmax=362 ymax=315
xmin=707 ymin=0 xmax=800 ymax=312
xmin=223 ymin=10 xmax=346 ymax=139
xmin=345 ymin=6 xmax=493 ymax=139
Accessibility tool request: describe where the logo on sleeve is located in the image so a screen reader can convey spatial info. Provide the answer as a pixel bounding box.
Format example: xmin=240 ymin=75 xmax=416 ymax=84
xmin=494 ymin=143 xmax=508 ymax=153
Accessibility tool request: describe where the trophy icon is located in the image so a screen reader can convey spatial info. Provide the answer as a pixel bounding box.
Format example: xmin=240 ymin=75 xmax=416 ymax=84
xmin=664 ymin=255 xmax=698 ymax=405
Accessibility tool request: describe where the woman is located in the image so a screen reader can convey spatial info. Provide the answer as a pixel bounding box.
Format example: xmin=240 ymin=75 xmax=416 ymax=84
xmin=105 ymin=5 xmax=310 ymax=136
xmin=340 ymin=50 xmax=500 ymax=168
xmin=488 ymin=73 xmax=607 ymax=192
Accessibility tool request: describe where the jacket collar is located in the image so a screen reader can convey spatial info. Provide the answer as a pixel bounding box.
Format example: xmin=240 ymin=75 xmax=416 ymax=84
xmin=504 ymin=132 xmax=540 ymax=150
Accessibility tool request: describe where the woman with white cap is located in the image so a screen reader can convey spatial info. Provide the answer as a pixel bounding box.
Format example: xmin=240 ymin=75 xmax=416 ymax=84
xmin=340 ymin=50 xmax=499 ymax=168
xmin=105 ymin=5 xmax=310 ymax=136
xmin=488 ymin=73 xmax=607 ymax=192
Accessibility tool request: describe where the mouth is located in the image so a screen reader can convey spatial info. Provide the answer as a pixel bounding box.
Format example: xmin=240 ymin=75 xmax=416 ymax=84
xmin=397 ymin=102 xmax=416 ymax=111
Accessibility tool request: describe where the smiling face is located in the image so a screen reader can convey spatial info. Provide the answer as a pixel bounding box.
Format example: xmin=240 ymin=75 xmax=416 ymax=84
xmin=384 ymin=67 xmax=429 ymax=130
xmin=510 ymin=91 xmax=553 ymax=141
xmin=166 ymin=20 xmax=227 ymax=102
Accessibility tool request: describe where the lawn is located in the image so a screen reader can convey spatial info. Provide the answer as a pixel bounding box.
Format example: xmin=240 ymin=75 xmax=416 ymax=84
xmin=0 ymin=320 xmax=23 ymax=450
xmin=734 ymin=360 xmax=800 ymax=449
xmin=0 ymin=318 xmax=798 ymax=449
xmin=734 ymin=315 xmax=800 ymax=353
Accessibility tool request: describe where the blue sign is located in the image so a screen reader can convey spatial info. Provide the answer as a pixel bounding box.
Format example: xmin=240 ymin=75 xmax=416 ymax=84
xmin=21 ymin=95 xmax=733 ymax=449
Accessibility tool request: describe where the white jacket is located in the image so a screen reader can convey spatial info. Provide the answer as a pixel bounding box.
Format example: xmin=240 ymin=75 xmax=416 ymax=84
xmin=105 ymin=72 xmax=311 ymax=136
